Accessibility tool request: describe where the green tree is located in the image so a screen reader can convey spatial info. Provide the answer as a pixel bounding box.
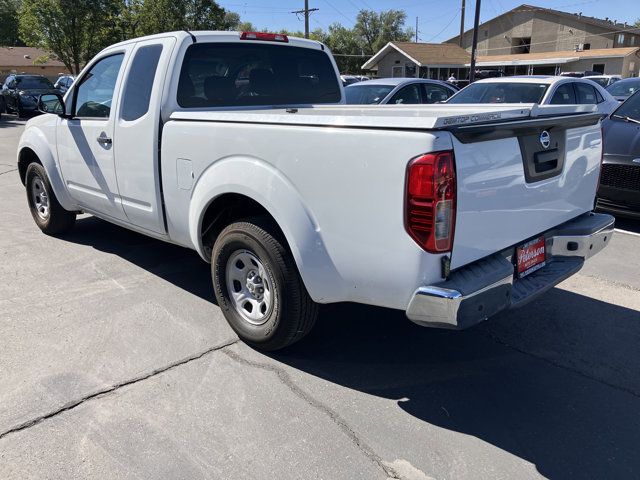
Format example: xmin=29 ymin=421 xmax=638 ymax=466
xmin=0 ymin=0 xmax=22 ymax=46
xmin=354 ymin=9 xmax=413 ymax=55
xmin=19 ymin=0 xmax=125 ymax=73
xmin=323 ymin=23 xmax=363 ymax=73
xmin=135 ymin=0 xmax=234 ymax=36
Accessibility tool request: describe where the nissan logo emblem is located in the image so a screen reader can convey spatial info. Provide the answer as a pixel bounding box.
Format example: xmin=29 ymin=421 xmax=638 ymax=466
xmin=539 ymin=130 xmax=551 ymax=149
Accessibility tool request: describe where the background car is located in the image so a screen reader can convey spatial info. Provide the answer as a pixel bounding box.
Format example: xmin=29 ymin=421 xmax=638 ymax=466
xmin=559 ymin=70 xmax=600 ymax=78
xmin=606 ymin=77 xmax=640 ymax=102
xmin=596 ymin=90 xmax=640 ymax=219
xmin=340 ymin=75 xmax=362 ymax=87
xmin=446 ymin=76 xmax=618 ymax=115
xmin=344 ymin=77 xmax=458 ymax=105
xmin=1 ymin=74 xmax=61 ymax=118
xmin=584 ymin=75 xmax=621 ymax=88
xmin=53 ymin=75 xmax=75 ymax=94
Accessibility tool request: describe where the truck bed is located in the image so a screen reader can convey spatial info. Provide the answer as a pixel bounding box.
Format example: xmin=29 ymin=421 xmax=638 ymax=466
xmin=169 ymin=103 xmax=599 ymax=130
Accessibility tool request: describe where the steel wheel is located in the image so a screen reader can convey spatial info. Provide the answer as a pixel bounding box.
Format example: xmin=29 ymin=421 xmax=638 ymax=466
xmin=30 ymin=176 xmax=49 ymax=220
xmin=225 ymin=249 xmax=273 ymax=325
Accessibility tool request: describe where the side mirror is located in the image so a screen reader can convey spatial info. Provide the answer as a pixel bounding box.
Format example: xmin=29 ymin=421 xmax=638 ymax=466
xmin=38 ymin=93 xmax=69 ymax=118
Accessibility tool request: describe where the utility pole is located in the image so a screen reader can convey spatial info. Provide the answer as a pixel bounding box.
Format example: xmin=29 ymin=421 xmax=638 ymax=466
xmin=415 ymin=17 xmax=419 ymax=42
xmin=468 ymin=0 xmax=481 ymax=83
xmin=459 ymin=0 xmax=466 ymax=47
xmin=291 ymin=0 xmax=319 ymax=39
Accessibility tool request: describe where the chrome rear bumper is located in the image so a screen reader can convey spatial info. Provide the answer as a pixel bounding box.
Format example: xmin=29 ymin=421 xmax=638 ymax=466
xmin=406 ymin=212 xmax=615 ymax=329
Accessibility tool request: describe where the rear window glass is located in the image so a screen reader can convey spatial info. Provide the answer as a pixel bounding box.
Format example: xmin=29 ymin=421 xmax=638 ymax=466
xmin=447 ymin=82 xmax=548 ymax=104
xmin=344 ymin=84 xmax=393 ymax=104
xmin=177 ymin=42 xmax=341 ymax=107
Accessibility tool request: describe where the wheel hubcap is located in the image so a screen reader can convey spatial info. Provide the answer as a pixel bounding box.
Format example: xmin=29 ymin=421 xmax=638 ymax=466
xmin=30 ymin=177 xmax=49 ymax=220
xmin=225 ymin=250 xmax=273 ymax=325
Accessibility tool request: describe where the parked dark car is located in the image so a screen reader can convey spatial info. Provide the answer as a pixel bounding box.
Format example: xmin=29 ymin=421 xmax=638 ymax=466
xmin=53 ymin=75 xmax=75 ymax=94
xmin=606 ymin=77 xmax=640 ymax=102
xmin=597 ymin=90 xmax=640 ymax=219
xmin=1 ymin=74 xmax=60 ymax=117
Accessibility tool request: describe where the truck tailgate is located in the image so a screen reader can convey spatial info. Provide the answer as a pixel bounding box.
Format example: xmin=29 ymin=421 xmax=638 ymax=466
xmin=449 ymin=113 xmax=603 ymax=269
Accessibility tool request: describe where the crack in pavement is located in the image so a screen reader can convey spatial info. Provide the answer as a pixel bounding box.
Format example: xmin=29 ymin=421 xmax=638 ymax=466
xmin=0 ymin=168 xmax=18 ymax=176
xmin=483 ymin=330 xmax=640 ymax=400
xmin=0 ymin=338 xmax=239 ymax=441
xmin=222 ymin=349 xmax=402 ymax=480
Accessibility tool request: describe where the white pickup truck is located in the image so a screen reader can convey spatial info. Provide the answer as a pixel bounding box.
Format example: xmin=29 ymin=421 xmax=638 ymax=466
xmin=18 ymin=31 xmax=614 ymax=350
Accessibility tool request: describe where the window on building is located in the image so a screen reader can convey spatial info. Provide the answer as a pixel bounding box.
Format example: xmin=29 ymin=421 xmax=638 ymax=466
xmin=631 ymin=36 xmax=636 ymax=46
xmin=617 ymin=34 xmax=626 ymax=45
xmin=583 ymin=43 xmax=591 ymax=50
xmin=405 ymin=64 xmax=416 ymax=78
xmin=511 ymin=37 xmax=531 ymax=54
xmin=592 ymin=63 xmax=605 ymax=74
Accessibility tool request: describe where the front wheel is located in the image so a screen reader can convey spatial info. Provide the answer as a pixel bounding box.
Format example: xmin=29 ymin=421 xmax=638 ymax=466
xmin=211 ymin=219 xmax=318 ymax=351
xmin=25 ymin=163 xmax=76 ymax=235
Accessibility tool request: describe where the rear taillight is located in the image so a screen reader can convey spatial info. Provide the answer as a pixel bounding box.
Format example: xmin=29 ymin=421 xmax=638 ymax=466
xmin=405 ymin=150 xmax=456 ymax=253
xmin=240 ymin=32 xmax=289 ymax=43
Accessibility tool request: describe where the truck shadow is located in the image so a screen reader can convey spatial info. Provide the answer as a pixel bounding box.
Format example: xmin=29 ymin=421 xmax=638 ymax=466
xmin=61 ymin=216 xmax=215 ymax=303
xmin=62 ymin=216 xmax=640 ymax=478
xmin=271 ymin=292 xmax=640 ymax=479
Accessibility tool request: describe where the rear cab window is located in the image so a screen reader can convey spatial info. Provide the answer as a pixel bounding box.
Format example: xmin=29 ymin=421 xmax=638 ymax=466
xmin=177 ymin=42 xmax=341 ymax=107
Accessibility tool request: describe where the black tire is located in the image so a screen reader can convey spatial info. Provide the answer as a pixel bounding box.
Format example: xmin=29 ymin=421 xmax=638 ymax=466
xmin=25 ymin=162 xmax=76 ymax=235
xmin=211 ymin=218 xmax=318 ymax=351
xmin=17 ymin=100 xmax=25 ymax=118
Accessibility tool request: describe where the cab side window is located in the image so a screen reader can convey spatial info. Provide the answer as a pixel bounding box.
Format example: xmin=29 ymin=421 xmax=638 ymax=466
xmin=550 ymin=83 xmax=576 ymax=104
xmin=75 ymin=53 xmax=124 ymax=118
xmin=121 ymin=44 xmax=163 ymax=121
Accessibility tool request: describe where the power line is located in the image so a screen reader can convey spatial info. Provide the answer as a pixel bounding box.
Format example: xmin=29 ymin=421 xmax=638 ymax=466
xmin=425 ymin=10 xmax=460 ymax=43
xmin=291 ymin=1 xmax=319 ymax=38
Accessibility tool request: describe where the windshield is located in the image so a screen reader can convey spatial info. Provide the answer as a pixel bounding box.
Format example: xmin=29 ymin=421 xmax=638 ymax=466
xmin=586 ymin=78 xmax=608 ymax=88
xmin=447 ymin=82 xmax=549 ymax=104
xmin=16 ymin=76 xmax=54 ymax=89
xmin=344 ymin=84 xmax=394 ymax=104
xmin=612 ymin=91 xmax=640 ymax=121
xmin=606 ymin=79 xmax=640 ymax=97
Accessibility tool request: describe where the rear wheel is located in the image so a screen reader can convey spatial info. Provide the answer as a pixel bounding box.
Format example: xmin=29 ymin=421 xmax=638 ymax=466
xmin=25 ymin=163 xmax=76 ymax=235
xmin=211 ymin=218 xmax=318 ymax=351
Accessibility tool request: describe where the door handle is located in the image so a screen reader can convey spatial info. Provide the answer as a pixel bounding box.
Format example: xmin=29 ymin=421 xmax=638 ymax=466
xmin=97 ymin=136 xmax=112 ymax=145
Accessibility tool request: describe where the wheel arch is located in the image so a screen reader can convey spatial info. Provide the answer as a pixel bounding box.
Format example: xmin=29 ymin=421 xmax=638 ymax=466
xmin=188 ymin=158 xmax=344 ymax=303
xmin=18 ymin=128 xmax=76 ymax=211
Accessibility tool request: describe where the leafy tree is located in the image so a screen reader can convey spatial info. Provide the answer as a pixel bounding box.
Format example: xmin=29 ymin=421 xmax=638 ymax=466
xmin=19 ymin=0 xmax=125 ymax=73
xmin=323 ymin=23 xmax=363 ymax=73
xmin=354 ymin=9 xmax=413 ymax=55
xmin=0 ymin=0 xmax=22 ymax=46
xmin=135 ymin=0 xmax=234 ymax=36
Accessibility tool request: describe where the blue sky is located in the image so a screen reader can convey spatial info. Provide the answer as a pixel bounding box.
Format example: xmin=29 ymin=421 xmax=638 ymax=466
xmin=218 ymin=0 xmax=640 ymax=42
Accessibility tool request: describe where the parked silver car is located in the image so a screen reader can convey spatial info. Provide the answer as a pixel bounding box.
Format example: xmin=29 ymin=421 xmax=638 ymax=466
xmin=344 ymin=78 xmax=458 ymax=105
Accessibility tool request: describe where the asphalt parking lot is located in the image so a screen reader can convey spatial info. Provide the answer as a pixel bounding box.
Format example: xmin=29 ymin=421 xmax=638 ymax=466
xmin=1 ymin=116 xmax=640 ymax=480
